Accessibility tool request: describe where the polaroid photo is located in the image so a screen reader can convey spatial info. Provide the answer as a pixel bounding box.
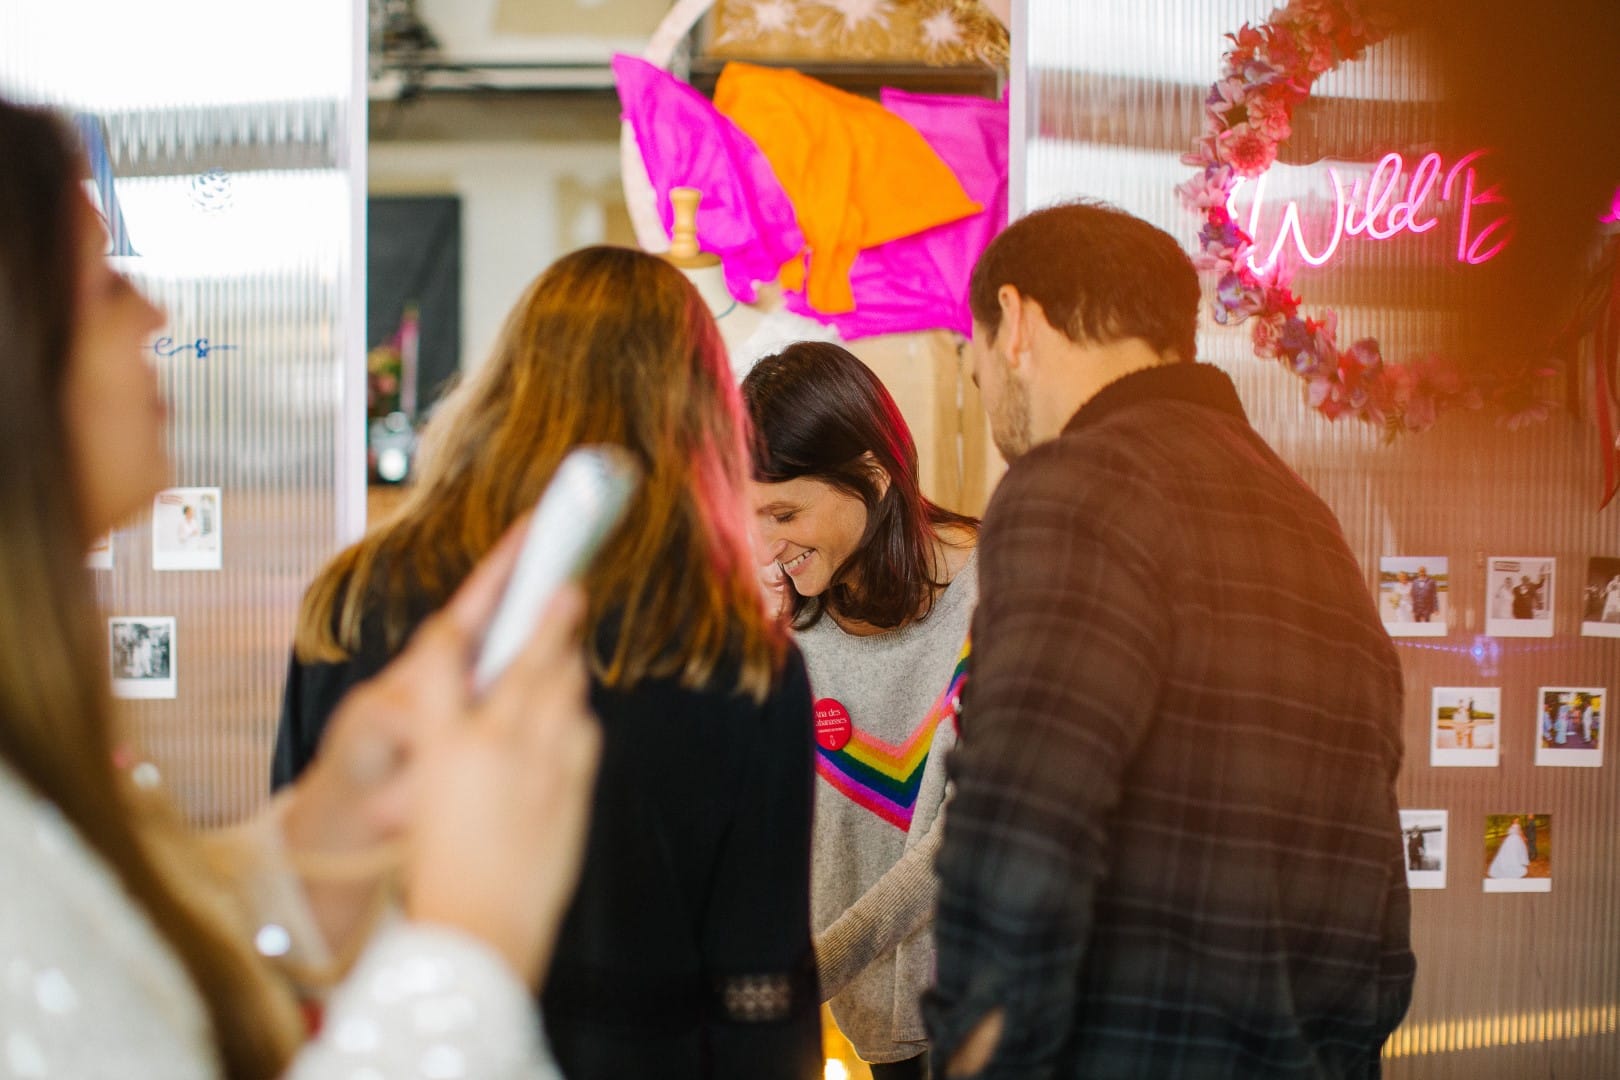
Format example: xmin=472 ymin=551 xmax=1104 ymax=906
xmin=152 ymin=487 xmax=222 ymax=571
xmin=1483 ymin=813 xmax=1551 ymax=893
xmin=109 ymin=616 xmax=177 ymax=700
xmin=86 ymin=533 xmax=113 ymax=571
xmin=1534 ymin=686 xmax=1605 ymax=767
xmin=1378 ymin=557 xmax=1448 ymax=637
xmin=1430 ymin=687 xmax=1501 ymax=767
xmin=1581 ymin=557 xmax=1620 ymax=638
xmin=1399 ymin=809 xmax=1447 ymax=890
xmin=1485 ymin=557 xmax=1555 ymax=638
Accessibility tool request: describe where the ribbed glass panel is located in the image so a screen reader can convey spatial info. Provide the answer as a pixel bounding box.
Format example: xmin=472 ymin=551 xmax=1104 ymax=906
xmin=0 ymin=2 xmax=362 ymax=827
xmin=1021 ymin=2 xmax=1619 ymax=1075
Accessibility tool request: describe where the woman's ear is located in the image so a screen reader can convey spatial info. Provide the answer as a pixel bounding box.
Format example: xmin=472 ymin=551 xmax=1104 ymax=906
xmin=858 ymin=451 xmax=892 ymax=500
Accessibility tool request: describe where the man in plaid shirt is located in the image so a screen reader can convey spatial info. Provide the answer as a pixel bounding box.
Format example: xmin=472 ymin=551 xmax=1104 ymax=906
xmin=924 ymin=202 xmax=1413 ymax=1078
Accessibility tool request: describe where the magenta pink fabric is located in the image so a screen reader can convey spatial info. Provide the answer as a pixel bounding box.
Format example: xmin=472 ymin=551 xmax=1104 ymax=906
xmin=612 ymin=54 xmax=803 ymax=304
xmin=783 ymin=89 xmax=1009 ymax=339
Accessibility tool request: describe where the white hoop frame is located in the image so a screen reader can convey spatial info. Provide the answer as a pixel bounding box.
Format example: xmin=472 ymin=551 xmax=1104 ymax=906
xmin=619 ymin=0 xmax=1013 ymax=254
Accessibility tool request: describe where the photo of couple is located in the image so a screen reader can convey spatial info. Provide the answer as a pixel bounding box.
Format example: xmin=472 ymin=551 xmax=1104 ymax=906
xmin=1486 ymin=557 xmax=1555 ymax=638
xmin=1430 ymin=687 xmax=1501 ymax=767
xmin=1399 ymin=809 xmax=1447 ymax=890
xmin=1581 ymin=556 xmax=1620 ymax=638
xmin=1536 ymin=687 xmax=1605 ymax=767
xmin=109 ymin=617 xmax=177 ymax=700
xmin=1483 ymin=814 xmax=1551 ymax=893
xmin=1378 ymin=557 xmax=1447 ymax=637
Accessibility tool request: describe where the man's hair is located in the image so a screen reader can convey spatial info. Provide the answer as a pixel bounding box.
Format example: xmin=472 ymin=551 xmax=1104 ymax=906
xmin=968 ymin=199 xmax=1202 ymax=365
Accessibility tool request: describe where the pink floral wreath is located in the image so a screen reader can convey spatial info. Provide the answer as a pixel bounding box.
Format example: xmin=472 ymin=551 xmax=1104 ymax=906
xmin=1178 ymin=0 xmax=1552 ymax=435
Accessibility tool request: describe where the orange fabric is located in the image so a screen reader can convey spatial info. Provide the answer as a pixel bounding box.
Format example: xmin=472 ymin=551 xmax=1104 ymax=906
xmin=714 ymin=62 xmax=981 ymax=315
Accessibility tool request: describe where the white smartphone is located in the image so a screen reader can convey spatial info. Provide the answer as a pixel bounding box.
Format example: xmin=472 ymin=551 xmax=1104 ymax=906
xmin=472 ymin=445 xmax=639 ymax=695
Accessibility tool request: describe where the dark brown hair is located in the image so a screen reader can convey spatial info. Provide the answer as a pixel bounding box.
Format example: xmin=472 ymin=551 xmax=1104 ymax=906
xmin=0 ymin=100 xmax=298 ymax=1077
xmin=969 ymin=199 xmax=1201 ymax=365
xmin=742 ymin=341 xmax=977 ymax=630
xmin=298 ymin=245 xmax=785 ymax=700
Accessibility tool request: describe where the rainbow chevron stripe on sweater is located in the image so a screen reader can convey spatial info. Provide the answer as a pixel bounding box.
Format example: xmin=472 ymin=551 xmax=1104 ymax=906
xmin=815 ymin=637 xmax=970 ymax=831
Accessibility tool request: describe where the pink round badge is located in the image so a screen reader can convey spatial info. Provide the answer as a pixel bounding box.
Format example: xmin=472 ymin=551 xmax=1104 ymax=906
xmin=813 ymin=698 xmax=852 ymax=751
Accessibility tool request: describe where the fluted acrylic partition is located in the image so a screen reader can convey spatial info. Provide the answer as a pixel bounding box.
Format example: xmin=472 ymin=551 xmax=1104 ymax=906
xmin=0 ymin=1 xmax=366 ymax=826
xmin=1018 ymin=1 xmax=1618 ymax=1075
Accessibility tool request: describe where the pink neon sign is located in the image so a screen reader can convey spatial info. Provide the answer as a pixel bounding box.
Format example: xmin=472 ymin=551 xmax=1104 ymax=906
xmin=1229 ymin=150 xmax=1514 ymax=275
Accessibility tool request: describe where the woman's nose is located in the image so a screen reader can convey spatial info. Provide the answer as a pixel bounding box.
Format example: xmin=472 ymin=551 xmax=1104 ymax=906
xmin=755 ymin=532 xmax=787 ymax=563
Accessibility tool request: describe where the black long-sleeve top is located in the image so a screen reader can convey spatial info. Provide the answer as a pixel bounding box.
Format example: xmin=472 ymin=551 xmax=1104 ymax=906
xmin=273 ymin=598 xmax=823 ymax=1080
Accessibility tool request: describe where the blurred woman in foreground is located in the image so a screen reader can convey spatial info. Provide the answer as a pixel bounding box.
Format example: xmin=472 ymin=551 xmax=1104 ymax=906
xmin=0 ymin=99 xmax=599 ymax=1077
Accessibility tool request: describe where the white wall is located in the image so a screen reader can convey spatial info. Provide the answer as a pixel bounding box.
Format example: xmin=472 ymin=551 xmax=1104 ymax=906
xmin=370 ymin=140 xmax=626 ymax=371
xmin=415 ymin=0 xmax=665 ymax=64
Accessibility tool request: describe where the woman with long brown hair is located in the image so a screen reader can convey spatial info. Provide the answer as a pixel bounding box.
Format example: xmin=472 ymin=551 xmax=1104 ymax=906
xmin=0 ymin=98 xmax=598 ymax=1078
xmin=274 ymin=246 xmax=823 ymax=1079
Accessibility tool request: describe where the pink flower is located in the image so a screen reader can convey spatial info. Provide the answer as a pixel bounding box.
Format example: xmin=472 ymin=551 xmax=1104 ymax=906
xmin=1252 ymin=314 xmax=1284 ymax=358
xmin=1364 ymin=362 xmax=1415 ymax=427
xmin=1206 ymin=76 xmax=1249 ymax=119
xmin=1176 ymin=163 xmax=1236 ymax=210
xmin=1216 ymin=124 xmax=1277 ymax=177
xmin=1305 ymin=310 xmax=1339 ymax=358
xmin=1180 ymin=135 xmax=1219 ymax=168
xmin=1260 ymin=279 xmax=1301 ymax=319
xmin=1245 ymin=93 xmax=1293 ymax=142
xmin=1288 ymin=0 xmax=1343 ymax=37
xmin=1262 ymin=25 xmax=1308 ymax=80
xmin=1308 ymin=374 xmax=1348 ymax=419
xmin=1305 ymin=34 xmax=1339 ymax=75
xmin=1339 ymin=337 xmax=1382 ymax=380
xmin=1223 ymin=24 xmax=1266 ymax=74
xmin=1414 ymin=353 xmax=1465 ymax=398
xmin=1402 ymin=390 xmax=1438 ymax=433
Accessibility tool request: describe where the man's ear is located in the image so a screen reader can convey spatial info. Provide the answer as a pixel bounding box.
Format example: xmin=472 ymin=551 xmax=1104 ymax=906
xmin=858 ymin=451 xmax=892 ymax=499
xmin=997 ymin=284 xmax=1026 ymax=369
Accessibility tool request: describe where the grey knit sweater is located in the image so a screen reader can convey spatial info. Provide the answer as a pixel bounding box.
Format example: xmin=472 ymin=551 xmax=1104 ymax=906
xmin=798 ymin=552 xmax=976 ymax=1064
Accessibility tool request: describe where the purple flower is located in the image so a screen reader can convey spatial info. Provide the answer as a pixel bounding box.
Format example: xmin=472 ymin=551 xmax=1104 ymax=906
xmin=1289 ymin=347 xmax=1325 ymax=376
xmin=1216 ymin=270 xmax=1262 ymax=307
xmin=1278 ymin=316 xmax=1312 ymax=354
xmin=1201 ymin=219 xmax=1246 ymax=251
xmin=1403 ymin=392 xmax=1438 ymax=433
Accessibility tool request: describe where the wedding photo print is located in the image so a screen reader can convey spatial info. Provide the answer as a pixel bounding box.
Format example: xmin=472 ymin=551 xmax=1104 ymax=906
xmin=1483 ymin=813 xmax=1551 ymax=893
xmin=1535 ymin=686 xmax=1605 ymax=767
xmin=1486 ymin=556 xmax=1555 ymax=638
xmin=109 ymin=617 xmax=176 ymax=700
xmin=151 ymin=487 xmax=222 ymax=571
xmin=1431 ymin=687 xmax=1501 ymax=767
xmin=1582 ymin=556 xmax=1620 ymax=638
xmin=1378 ymin=556 xmax=1448 ymax=636
xmin=1400 ymin=809 xmax=1448 ymax=890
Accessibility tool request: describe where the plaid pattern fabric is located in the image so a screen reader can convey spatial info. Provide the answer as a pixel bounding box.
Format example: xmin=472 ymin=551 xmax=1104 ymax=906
xmin=925 ymin=364 xmax=1413 ymax=1079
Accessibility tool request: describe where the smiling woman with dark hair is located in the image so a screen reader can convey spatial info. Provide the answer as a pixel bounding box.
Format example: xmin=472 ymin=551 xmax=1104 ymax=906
xmin=744 ymin=341 xmax=977 ymax=1080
